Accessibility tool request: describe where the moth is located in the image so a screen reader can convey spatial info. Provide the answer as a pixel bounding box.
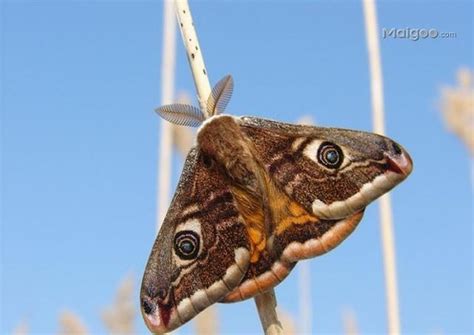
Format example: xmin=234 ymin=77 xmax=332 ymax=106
xmin=141 ymin=76 xmax=413 ymax=334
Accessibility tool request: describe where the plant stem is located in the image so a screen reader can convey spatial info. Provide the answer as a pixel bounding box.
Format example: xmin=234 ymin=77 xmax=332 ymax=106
xmin=254 ymin=289 xmax=283 ymax=335
xmin=174 ymin=0 xmax=212 ymax=116
xmin=157 ymin=0 xmax=177 ymax=231
xmin=362 ymin=1 xmax=401 ymax=334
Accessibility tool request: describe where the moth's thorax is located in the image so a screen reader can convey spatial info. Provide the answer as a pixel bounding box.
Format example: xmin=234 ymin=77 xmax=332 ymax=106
xmin=197 ymin=115 xmax=260 ymax=189
xmin=197 ymin=115 xmax=243 ymax=155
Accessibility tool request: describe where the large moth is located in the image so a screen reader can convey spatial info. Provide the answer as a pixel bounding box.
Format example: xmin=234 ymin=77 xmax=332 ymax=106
xmin=141 ymin=76 xmax=413 ymax=333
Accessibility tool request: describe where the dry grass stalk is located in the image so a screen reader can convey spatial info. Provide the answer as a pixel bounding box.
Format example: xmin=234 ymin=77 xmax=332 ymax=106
xmin=157 ymin=0 xmax=177 ymax=231
xmin=296 ymin=115 xmax=315 ymax=335
xmin=362 ymin=0 xmax=401 ymax=334
xmin=297 ymin=261 xmax=312 ymax=335
xmin=174 ymin=0 xmax=211 ymax=115
xmin=12 ymin=320 xmax=29 ymax=335
xmin=58 ymin=310 xmax=88 ymax=335
xmin=255 ymin=290 xmax=283 ymax=335
xmin=101 ymin=275 xmax=135 ymax=334
xmin=296 ymin=115 xmax=316 ymax=126
xmin=277 ymin=309 xmax=297 ymax=335
xmin=172 ymin=123 xmax=195 ymax=157
xmin=440 ymin=68 xmax=474 ymax=155
xmin=194 ymin=305 xmax=219 ymax=335
xmin=342 ymin=308 xmax=359 ymax=335
xmin=173 ymin=92 xmax=196 ymax=156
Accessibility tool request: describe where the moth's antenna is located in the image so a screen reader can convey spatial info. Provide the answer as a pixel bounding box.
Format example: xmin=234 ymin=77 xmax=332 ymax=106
xmin=156 ymin=104 xmax=205 ymax=127
xmin=154 ymin=75 xmax=233 ymax=125
xmin=173 ymin=1 xmax=283 ymax=334
xmin=207 ymin=75 xmax=234 ymax=116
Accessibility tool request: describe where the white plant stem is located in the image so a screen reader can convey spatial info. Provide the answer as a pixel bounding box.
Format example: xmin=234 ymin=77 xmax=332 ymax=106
xmin=157 ymin=0 xmax=177 ymax=231
xmin=255 ymin=290 xmax=284 ymax=335
xmin=298 ymin=262 xmax=312 ymax=334
xmin=296 ymin=116 xmax=314 ymax=335
xmin=174 ymin=0 xmax=212 ymax=116
xmin=172 ymin=1 xmax=282 ymax=333
xmin=342 ymin=308 xmax=359 ymax=335
xmin=471 ymin=157 xmax=474 ymax=191
xmin=362 ymin=0 xmax=401 ymax=334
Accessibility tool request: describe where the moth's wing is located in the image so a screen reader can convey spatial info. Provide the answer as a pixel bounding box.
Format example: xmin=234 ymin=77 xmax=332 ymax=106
xmin=207 ymin=75 xmax=234 ymax=116
xmin=140 ymin=148 xmax=251 ymax=334
xmin=220 ymin=116 xmax=411 ymax=302
xmin=219 ymin=181 xmax=296 ymax=303
xmin=156 ymin=104 xmax=205 ymax=127
xmin=238 ymin=116 xmax=411 ymax=220
xmin=221 ymin=178 xmax=364 ymax=303
xmin=270 ymin=205 xmax=365 ymax=264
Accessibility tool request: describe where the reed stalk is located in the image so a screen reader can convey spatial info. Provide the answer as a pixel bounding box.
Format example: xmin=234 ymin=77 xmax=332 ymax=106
xmin=173 ymin=0 xmax=211 ymax=115
xmin=296 ymin=115 xmax=315 ymax=335
xmin=156 ymin=0 xmax=177 ymax=231
xmin=362 ymin=1 xmax=401 ymax=334
xmin=342 ymin=308 xmax=359 ymax=335
xmin=440 ymin=68 xmax=474 ymax=188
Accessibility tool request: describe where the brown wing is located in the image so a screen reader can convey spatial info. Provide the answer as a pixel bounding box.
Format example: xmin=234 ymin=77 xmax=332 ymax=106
xmin=221 ymin=115 xmax=412 ymax=302
xmin=140 ymin=148 xmax=252 ymax=334
xmin=194 ymin=115 xmax=411 ymax=303
xmin=238 ymin=116 xmax=412 ymax=220
xmin=221 ymin=172 xmax=364 ymax=303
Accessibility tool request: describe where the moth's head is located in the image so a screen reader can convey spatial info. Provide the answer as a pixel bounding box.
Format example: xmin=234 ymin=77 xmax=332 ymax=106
xmin=291 ymin=127 xmax=413 ymax=219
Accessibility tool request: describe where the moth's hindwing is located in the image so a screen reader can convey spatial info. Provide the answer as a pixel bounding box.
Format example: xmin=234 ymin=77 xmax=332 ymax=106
xmin=221 ymin=174 xmax=365 ymax=303
xmin=219 ymin=182 xmax=297 ymax=303
xmin=140 ymin=148 xmax=251 ymax=334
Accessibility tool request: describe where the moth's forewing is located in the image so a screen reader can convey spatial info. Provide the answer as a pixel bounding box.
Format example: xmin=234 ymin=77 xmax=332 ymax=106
xmin=239 ymin=116 xmax=412 ymax=220
xmin=140 ymin=148 xmax=251 ymax=334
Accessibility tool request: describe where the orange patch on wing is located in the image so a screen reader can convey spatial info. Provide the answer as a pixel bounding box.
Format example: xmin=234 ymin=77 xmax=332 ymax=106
xmin=229 ymin=169 xmax=320 ymax=264
xmin=230 ymin=186 xmax=266 ymax=263
xmin=275 ymin=200 xmax=319 ymax=235
xmin=264 ymin=175 xmax=319 ymax=235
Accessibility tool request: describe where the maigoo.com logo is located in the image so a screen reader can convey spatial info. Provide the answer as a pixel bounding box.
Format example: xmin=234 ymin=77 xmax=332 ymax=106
xmin=382 ymin=28 xmax=457 ymax=41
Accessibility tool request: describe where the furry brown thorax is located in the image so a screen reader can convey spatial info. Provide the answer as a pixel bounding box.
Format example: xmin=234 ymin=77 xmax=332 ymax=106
xmin=141 ymin=114 xmax=412 ymax=334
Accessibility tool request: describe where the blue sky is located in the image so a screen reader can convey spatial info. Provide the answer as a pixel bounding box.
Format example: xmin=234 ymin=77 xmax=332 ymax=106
xmin=1 ymin=1 xmax=473 ymax=334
